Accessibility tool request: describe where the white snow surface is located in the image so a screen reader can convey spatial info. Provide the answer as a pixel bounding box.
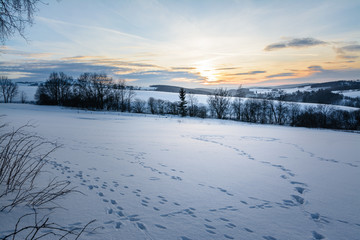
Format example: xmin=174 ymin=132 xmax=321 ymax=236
xmin=1 ymin=104 xmax=360 ymax=240
xmin=334 ymin=90 xmax=360 ymax=98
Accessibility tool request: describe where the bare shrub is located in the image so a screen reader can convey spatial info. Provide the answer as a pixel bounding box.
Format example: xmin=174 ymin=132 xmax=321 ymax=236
xmin=1 ymin=208 xmax=96 ymax=240
xmin=0 ymin=121 xmax=95 ymax=239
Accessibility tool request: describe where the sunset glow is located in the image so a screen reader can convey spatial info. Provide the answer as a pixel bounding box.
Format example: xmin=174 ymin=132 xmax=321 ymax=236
xmin=1 ymin=0 xmax=360 ymax=88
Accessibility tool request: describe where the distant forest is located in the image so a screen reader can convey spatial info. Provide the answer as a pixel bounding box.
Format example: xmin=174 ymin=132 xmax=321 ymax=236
xmin=1 ymin=73 xmax=360 ymax=130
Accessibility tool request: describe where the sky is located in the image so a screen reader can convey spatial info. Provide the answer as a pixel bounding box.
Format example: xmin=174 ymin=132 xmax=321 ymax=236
xmin=1 ymin=0 xmax=360 ymax=88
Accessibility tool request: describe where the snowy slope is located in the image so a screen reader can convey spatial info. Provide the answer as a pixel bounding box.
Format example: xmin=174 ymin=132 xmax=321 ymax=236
xmin=334 ymin=90 xmax=360 ymax=99
xmin=1 ymin=104 xmax=360 ymax=240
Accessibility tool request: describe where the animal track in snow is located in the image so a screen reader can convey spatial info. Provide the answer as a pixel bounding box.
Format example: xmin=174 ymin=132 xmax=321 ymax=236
xmin=244 ymin=227 xmax=254 ymax=233
xmin=312 ymin=231 xmax=325 ymax=239
xmin=295 ymin=186 xmax=306 ymax=194
xmin=225 ymin=223 xmax=236 ymax=228
xmin=224 ymin=234 xmax=234 ymax=239
xmin=136 ymin=222 xmax=146 ymax=230
xmin=179 ymin=236 xmax=192 ymax=240
xmin=154 ymin=224 xmax=167 ymax=229
xmin=205 ymin=229 xmax=216 ymax=234
xmin=291 ymin=195 xmax=305 ymax=205
xmin=160 ymin=207 xmax=197 ymax=218
xmin=204 ymin=224 xmax=216 ymax=229
xmin=115 ymin=222 xmax=122 ymax=229
xmin=263 ymin=236 xmax=278 ymax=240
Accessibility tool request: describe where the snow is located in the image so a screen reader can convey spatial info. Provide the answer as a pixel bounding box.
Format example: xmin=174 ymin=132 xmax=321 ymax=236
xmin=1 ymin=103 xmax=359 ymax=240
xmin=13 ymin=84 xmax=38 ymax=102
xmin=334 ymin=90 xmax=360 ymax=99
xmin=250 ymin=86 xmax=314 ymax=95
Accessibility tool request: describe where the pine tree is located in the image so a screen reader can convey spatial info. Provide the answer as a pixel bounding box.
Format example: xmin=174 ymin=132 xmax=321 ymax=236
xmin=178 ymin=88 xmax=187 ymax=117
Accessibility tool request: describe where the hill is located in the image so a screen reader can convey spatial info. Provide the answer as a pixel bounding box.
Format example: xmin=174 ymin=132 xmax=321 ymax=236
xmin=150 ymin=85 xmax=213 ymax=95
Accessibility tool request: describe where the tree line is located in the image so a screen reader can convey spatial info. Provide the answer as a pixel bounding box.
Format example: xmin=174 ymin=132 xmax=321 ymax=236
xmin=207 ymin=87 xmax=360 ymax=130
xmin=1 ymin=72 xmax=360 ymax=130
xmin=259 ymin=88 xmax=360 ymax=108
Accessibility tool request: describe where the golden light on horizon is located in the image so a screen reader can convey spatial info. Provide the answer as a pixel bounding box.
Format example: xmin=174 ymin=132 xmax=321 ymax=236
xmin=195 ymin=60 xmax=220 ymax=84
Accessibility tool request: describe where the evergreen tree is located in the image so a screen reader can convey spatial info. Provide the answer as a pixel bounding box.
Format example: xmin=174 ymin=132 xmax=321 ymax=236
xmin=178 ymin=88 xmax=187 ymax=117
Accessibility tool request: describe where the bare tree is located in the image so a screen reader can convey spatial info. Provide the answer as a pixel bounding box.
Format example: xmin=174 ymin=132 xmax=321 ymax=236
xmin=207 ymin=88 xmax=231 ymax=119
xmin=147 ymin=97 xmax=156 ymax=114
xmin=0 ymin=76 xmax=18 ymax=103
xmin=74 ymin=72 xmax=112 ymax=109
xmin=288 ymin=103 xmax=300 ymax=126
xmin=91 ymin=73 xmax=112 ymax=110
xmin=275 ymin=100 xmax=288 ymax=125
xmin=0 ymin=0 xmax=41 ymax=43
xmin=110 ymin=80 xmax=135 ymax=112
xmin=132 ymin=98 xmax=146 ymax=113
xmin=75 ymin=72 xmax=96 ymax=108
xmin=260 ymin=99 xmax=269 ymax=124
xmin=231 ymin=93 xmax=243 ymax=121
xmin=20 ymin=91 xmax=27 ymax=103
xmin=187 ymin=93 xmax=199 ymax=117
xmin=242 ymin=99 xmax=261 ymax=123
xmin=155 ymin=99 xmax=166 ymax=115
xmin=35 ymin=72 xmax=72 ymax=105
xmin=269 ymin=100 xmax=288 ymax=125
xmin=316 ymin=104 xmax=333 ymax=127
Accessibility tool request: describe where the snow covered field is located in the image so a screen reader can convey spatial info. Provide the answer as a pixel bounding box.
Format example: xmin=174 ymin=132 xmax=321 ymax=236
xmin=1 ymin=104 xmax=360 ymax=240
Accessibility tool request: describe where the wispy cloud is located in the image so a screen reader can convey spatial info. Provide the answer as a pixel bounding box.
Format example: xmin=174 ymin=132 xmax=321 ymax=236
xmin=215 ymin=67 xmax=240 ymax=71
xmin=36 ymin=16 xmax=148 ymax=41
xmin=265 ymin=38 xmax=327 ymax=51
xmin=0 ymin=46 xmax=54 ymax=58
xmin=266 ymin=72 xmax=296 ymax=78
xmin=340 ymin=45 xmax=360 ymax=52
xmin=234 ymin=70 xmax=266 ymax=76
xmin=171 ymin=67 xmax=196 ymax=71
xmin=0 ymin=56 xmax=205 ymax=87
xmin=335 ymin=44 xmax=360 ymax=59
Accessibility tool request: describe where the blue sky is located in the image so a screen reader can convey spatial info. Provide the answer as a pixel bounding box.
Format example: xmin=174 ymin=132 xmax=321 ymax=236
xmin=1 ymin=0 xmax=360 ymax=87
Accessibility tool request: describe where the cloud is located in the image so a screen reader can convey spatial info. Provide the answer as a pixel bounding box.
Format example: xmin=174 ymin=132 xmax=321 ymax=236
xmin=265 ymin=38 xmax=327 ymax=51
xmin=171 ymin=67 xmax=196 ymax=70
xmin=252 ymin=65 xmax=360 ymax=86
xmin=266 ymin=72 xmax=295 ymax=78
xmin=308 ymin=65 xmax=324 ymax=72
xmin=340 ymin=44 xmax=360 ymax=52
xmin=234 ymin=70 xmax=266 ymax=75
xmin=335 ymin=44 xmax=360 ymax=59
xmin=0 ymin=59 xmax=128 ymax=81
xmin=215 ymin=67 xmax=240 ymax=71
xmin=0 ymin=47 xmax=54 ymax=58
xmin=338 ymin=55 xmax=358 ymax=59
xmin=0 ymin=53 xmax=209 ymax=87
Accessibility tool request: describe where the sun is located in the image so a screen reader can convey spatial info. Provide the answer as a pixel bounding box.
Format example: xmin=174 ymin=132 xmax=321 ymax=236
xmin=195 ymin=60 xmax=218 ymax=84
